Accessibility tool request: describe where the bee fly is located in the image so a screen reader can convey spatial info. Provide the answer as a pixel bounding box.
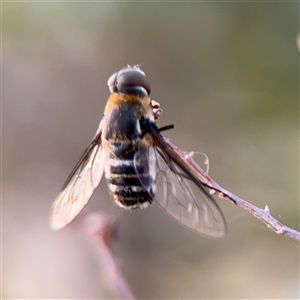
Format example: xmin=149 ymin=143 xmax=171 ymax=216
xmin=50 ymin=65 xmax=226 ymax=237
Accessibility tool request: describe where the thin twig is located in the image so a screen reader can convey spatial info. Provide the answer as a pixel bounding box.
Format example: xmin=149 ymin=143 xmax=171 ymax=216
xmin=164 ymin=139 xmax=300 ymax=242
xmin=82 ymin=212 xmax=136 ymax=299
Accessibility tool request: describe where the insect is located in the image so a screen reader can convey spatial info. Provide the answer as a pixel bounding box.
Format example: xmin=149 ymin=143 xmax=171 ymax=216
xmin=50 ymin=65 xmax=226 ymax=237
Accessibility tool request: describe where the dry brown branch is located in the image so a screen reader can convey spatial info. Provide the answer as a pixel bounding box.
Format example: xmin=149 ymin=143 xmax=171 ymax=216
xmin=164 ymin=139 xmax=300 ymax=241
xmin=82 ymin=212 xmax=136 ymax=299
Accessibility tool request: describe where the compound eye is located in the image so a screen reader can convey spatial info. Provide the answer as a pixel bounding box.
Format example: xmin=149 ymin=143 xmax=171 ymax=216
xmin=117 ymin=70 xmax=151 ymax=95
xmin=107 ymin=67 xmax=151 ymax=95
xmin=107 ymin=72 xmax=118 ymax=93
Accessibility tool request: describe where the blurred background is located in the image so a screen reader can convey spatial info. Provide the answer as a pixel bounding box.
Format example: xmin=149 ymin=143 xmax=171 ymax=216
xmin=2 ymin=2 xmax=299 ymax=299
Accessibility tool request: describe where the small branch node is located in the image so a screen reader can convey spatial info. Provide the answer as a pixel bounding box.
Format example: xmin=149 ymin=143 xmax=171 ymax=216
xmin=264 ymin=205 xmax=270 ymax=214
xmin=209 ymin=189 xmax=216 ymax=195
xmin=185 ymin=151 xmax=194 ymax=159
xmin=276 ymin=227 xmax=284 ymax=235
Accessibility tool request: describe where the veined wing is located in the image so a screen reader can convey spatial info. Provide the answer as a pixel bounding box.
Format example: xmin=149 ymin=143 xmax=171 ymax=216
xmin=134 ymin=122 xmax=226 ymax=238
xmin=50 ymin=122 xmax=105 ymax=230
xmin=154 ymin=149 xmax=226 ymax=237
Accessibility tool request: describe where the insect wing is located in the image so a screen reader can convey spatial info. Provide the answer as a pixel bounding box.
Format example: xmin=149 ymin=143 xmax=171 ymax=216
xmin=50 ymin=125 xmax=105 ymax=230
xmin=134 ymin=124 xmax=226 ymax=238
xmin=134 ymin=139 xmax=157 ymax=198
xmin=154 ymin=150 xmax=226 ymax=237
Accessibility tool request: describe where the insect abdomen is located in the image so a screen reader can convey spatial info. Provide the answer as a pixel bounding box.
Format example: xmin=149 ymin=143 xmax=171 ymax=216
xmin=106 ymin=151 xmax=153 ymax=209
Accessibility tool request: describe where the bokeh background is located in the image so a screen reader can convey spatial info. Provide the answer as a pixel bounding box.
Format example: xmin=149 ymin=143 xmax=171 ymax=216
xmin=2 ymin=2 xmax=299 ymax=299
